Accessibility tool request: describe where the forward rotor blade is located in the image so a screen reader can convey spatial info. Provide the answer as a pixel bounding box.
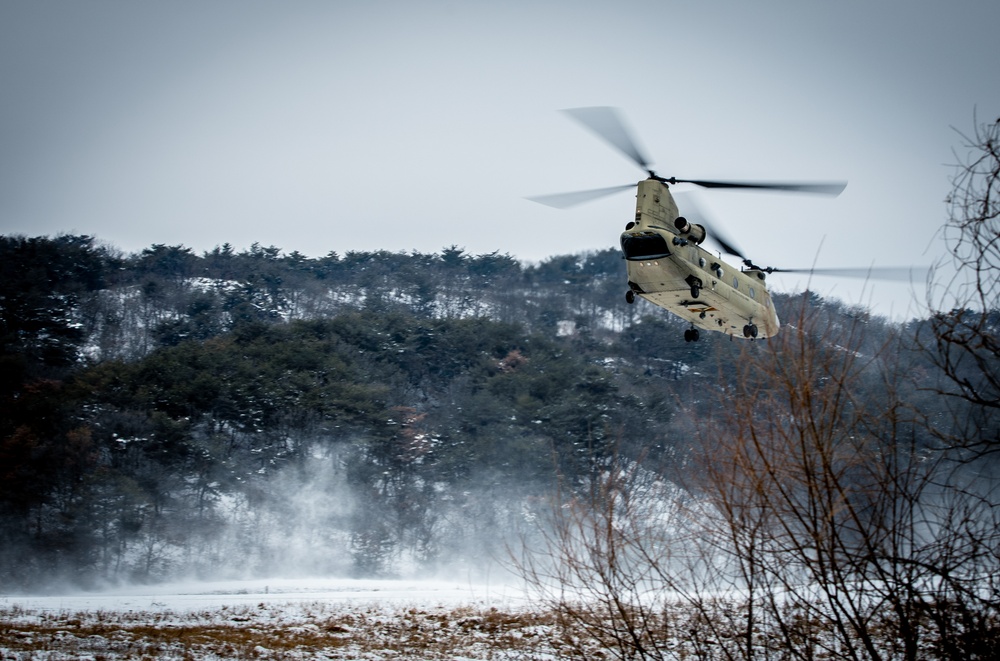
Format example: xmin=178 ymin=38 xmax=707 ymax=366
xmin=769 ymin=266 xmax=931 ymax=282
xmin=673 ymin=179 xmax=847 ymax=196
xmin=526 ymin=183 xmax=636 ymax=209
xmin=563 ymin=107 xmax=651 ymax=172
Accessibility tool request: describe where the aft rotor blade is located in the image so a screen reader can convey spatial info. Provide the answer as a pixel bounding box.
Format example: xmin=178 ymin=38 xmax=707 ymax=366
xmin=563 ymin=107 xmax=652 ymax=172
xmin=672 ymin=191 xmax=747 ymax=260
xmin=707 ymin=229 xmax=746 ymax=261
xmin=770 ymin=266 xmax=931 ymax=282
xmin=673 ymin=179 xmax=847 ymax=196
xmin=526 ymin=183 xmax=636 ymax=209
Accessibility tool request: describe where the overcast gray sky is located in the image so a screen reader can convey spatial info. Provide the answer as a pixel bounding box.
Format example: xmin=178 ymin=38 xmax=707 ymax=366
xmin=2 ymin=0 xmax=998 ymax=317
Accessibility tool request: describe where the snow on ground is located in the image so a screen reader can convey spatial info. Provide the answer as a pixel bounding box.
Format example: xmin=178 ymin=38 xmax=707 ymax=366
xmin=0 ymin=578 xmax=570 ymax=660
xmin=0 ymin=577 xmax=529 ymax=614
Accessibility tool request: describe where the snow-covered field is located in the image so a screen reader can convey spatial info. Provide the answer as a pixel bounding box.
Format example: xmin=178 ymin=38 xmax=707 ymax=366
xmin=0 ymin=577 xmax=572 ymax=660
xmin=2 ymin=577 xmax=528 ymax=614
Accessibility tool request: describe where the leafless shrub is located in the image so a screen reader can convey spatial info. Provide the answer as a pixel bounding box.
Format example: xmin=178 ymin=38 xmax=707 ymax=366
xmin=517 ymin=294 xmax=1000 ymax=660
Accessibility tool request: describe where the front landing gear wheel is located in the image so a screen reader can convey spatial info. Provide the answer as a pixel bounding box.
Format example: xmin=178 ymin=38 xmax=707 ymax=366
xmin=742 ymin=324 xmax=759 ymax=339
xmin=684 ymin=328 xmax=700 ymax=342
xmin=690 ymin=285 xmax=701 ymax=298
xmin=625 ymin=290 xmax=636 ymax=304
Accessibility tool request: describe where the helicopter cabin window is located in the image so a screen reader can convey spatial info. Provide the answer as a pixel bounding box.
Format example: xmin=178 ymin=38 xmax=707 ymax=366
xmin=621 ymin=233 xmax=670 ymax=261
xmin=749 ymin=286 xmax=756 ymax=299
xmin=732 ymin=276 xmax=739 ymax=290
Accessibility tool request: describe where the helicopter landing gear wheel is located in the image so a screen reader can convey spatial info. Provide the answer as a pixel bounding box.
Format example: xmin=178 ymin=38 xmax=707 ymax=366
xmin=690 ymin=284 xmax=701 ymax=298
xmin=742 ymin=323 xmax=759 ymax=339
xmin=625 ymin=290 xmax=636 ymax=304
xmin=684 ymin=328 xmax=700 ymax=342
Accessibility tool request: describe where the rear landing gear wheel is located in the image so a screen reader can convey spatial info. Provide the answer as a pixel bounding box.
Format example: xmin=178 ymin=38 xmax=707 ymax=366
xmin=684 ymin=328 xmax=700 ymax=342
xmin=690 ymin=285 xmax=701 ymax=298
xmin=742 ymin=324 xmax=759 ymax=339
xmin=625 ymin=290 xmax=636 ymax=304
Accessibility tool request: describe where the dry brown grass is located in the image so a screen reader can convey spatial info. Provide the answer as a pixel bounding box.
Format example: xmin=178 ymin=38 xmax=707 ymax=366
xmin=0 ymin=603 xmax=571 ymax=660
xmin=6 ymin=598 xmax=995 ymax=659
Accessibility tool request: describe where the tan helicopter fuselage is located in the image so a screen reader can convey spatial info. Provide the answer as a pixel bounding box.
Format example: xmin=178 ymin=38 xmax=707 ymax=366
xmin=620 ymin=178 xmax=780 ymax=339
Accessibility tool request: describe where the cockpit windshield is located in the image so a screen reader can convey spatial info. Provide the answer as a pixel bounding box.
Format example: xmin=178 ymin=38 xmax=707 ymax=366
xmin=621 ymin=233 xmax=670 ymax=261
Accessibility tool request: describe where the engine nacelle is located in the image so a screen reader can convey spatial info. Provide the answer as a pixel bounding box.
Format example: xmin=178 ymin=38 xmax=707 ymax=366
xmin=673 ymin=216 xmax=706 ymax=244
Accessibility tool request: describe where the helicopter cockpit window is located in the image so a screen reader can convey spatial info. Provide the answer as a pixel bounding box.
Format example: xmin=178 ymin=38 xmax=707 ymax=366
xmin=621 ymin=234 xmax=670 ymax=261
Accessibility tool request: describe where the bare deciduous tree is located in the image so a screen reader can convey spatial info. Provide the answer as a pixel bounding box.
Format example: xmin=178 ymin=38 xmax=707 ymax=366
xmin=928 ymin=115 xmax=1000 ymax=457
xmin=518 ymin=294 xmax=1000 ymax=660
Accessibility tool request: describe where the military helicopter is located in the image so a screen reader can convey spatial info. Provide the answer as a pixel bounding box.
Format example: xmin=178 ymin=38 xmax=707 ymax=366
xmin=528 ymin=107 xmax=915 ymax=342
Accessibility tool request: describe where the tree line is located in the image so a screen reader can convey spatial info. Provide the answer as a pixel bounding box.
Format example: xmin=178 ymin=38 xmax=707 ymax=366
xmin=0 ymin=232 xmax=949 ymax=587
xmin=1 ymin=236 xmax=696 ymax=587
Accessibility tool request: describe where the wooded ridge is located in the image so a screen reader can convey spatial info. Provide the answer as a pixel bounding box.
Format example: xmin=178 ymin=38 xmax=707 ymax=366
xmin=0 ymin=235 xmax=988 ymax=591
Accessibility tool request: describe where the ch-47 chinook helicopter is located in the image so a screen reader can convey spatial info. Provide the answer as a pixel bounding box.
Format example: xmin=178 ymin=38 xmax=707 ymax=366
xmin=528 ymin=107 xmax=917 ymax=342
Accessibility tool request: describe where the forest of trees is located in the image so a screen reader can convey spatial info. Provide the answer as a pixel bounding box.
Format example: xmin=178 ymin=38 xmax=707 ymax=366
xmin=1 ymin=118 xmax=997 ymax=660
xmin=0 ymin=232 xmax=917 ymax=588
xmin=0 ymin=235 xmax=705 ymax=586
